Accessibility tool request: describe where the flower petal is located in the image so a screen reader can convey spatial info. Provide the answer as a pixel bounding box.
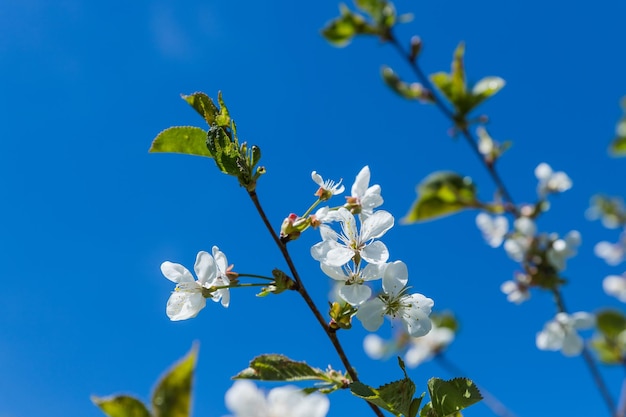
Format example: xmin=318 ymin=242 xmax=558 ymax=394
xmin=212 ymin=246 xmax=229 ymax=274
xmin=339 ymin=283 xmax=372 ymax=306
xmin=161 ymin=261 xmax=194 ymax=284
xmin=166 ymin=292 xmax=206 ymax=321
xmin=320 ymin=263 xmax=348 ymax=281
xmin=194 ymin=251 xmax=216 ymax=285
xmin=382 ymin=261 xmax=408 ymax=296
xmin=361 ymin=210 xmax=394 ymax=241
xmin=361 ymin=241 xmax=389 ymax=264
xmin=351 ymin=166 xmax=370 ymax=198
xmin=356 ymin=298 xmax=385 ymax=332
xmin=225 ymin=381 xmax=267 ymax=417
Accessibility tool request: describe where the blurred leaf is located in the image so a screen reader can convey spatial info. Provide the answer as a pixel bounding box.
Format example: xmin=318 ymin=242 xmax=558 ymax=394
xmin=321 ymin=4 xmax=377 ymax=47
xmin=610 ymin=133 xmax=626 ymax=156
xmin=234 ymin=354 xmax=327 ymax=382
xmin=431 ymin=312 xmax=459 ymax=333
xmin=596 ymin=309 xmax=626 ymax=339
xmin=181 ymin=92 xmax=218 ymax=126
xmin=402 ymin=172 xmax=477 ymax=223
xmin=427 ymin=378 xmax=482 ymax=417
xmin=471 ymin=76 xmax=505 ymax=106
xmin=591 ymin=336 xmax=623 ymax=364
xmin=92 ymin=395 xmax=151 ymax=417
xmin=152 ymin=345 xmax=198 ymax=417
xmin=449 ymin=43 xmax=466 ymax=103
xmin=382 ymin=66 xmax=428 ymax=101
xmin=149 ymin=126 xmax=211 ymax=158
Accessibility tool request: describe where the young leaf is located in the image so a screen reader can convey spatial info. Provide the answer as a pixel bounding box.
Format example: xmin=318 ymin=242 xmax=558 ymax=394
xmin=151 ymin=345 xmax=198 ymax=417
xmin=596 ymin=309 xmax=626 ymax=339
xmin=181 ymin=92 xmax=219 ymax=126
xmin=402 ymin=172 xmax=477 ymax=223
xmin=427 ymin=377 xmax=482 ymax=417
xmin=321 ymin=4 xmax=377 ymax=47
xmin=471 ymin=76 xmax=505 ymax=107
xmin=233 ymin=354 xmax=327 ymax=382
xmin=92 ymin=395 xmax=151 ymax=417
xmin=149 ymin=126 xmax=211 ymax=158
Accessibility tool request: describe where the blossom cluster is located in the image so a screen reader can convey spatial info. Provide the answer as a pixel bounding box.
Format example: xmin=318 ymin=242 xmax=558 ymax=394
xmin=311 ymin=166 xmax=434 ymax=338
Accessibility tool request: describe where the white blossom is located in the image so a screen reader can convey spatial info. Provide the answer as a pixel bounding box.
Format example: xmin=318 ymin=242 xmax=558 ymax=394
xmin=161 ymin=247 xmax=231 ymax=321
xmin=500 ymin=272 xmax=531 ymax=304
xmin=346 ymin=166 xmax=383 ymax=219
xmin=356 ymin=261 xmax=434 ymax=337
xmin=311 ymin=171 xmax=344 ymax=200
xmin=320 ymin=262 xmax=383 ymax=305
xmin=363 ymin=334 xmax=387 ymax=360
xmin=595 ymin=237 xmax=626 ymax=266
xmin=536 ymin=312 xmax=595 ymax=356
xmin=311 ymin=208 xmax=393 ymax=267
xmin=535 ymin=163 xmax=572 ymax=197
xmin=475 ymin=213 xmax=508 ymax=247
xmin=405 ymin=325 xmax=455 ymax=368
xmin=546 ymin=230 xmax=581 ymax=271
xmin=603 ymin=274 xmax=626 ymax=302
xmin=225 ymin=380 xmax=329 ymax=417
xmin=503 ymin=217 xmax=536 ymax=262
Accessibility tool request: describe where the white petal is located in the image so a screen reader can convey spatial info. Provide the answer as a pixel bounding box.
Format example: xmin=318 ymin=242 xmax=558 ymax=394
xmin=356 ymin=299 xmax=386 ymax=332
xmin=310 ymin=240 xmax=339 ymax=263
xmin=536 ymin=321 xmax=564 ymax=351
xmin=401 ymin=302 xmax=433 ymax=338
xmin=404 ymin=343 xmax=431 ymax=368
xmin=560 ymin=331 xmax=584 ymax=356
xmin=363 ymin=334 xmax=386 ymax=359
xmin=361 ymin=210 xmax=394 ymax=241
xmin=535 ymin=163 xmax=552 ymax=180
xmin=225 ymin=381 xmax=267 ymax=417
xmin=161 ymin=261 xmax=194 ymax=284
xmin=320 ymin=263 xmax=348 ymax=281
xmin=194 ymin=251 xmax=216 ymax=285
xmin=337 ymin=208 xmax=358 ymax=242
xmin=382 ymin=261 xmax=408 ymax=296
xmin=351 ymin=166 xmax=370 ymax=198
xmin=311 ymin=171 xmax=324 ymax=187
xmin=166 ymin=292 xmax=206 ymax=321
xmin=514 ymin=217 xmax=536 ymax=236
xmin=339 ymin=283 xmax=372 ymax=306
xmin=324 ymin=246 xmax=354 ymax=267
xmin=268 ymin=386 xmax=329 ymax=417
xmin=361 ymin=241 xmax=389 ymax=264
xmin=570 ymin=312 xmax=595 ymax=329
xmin=212 ymin=246 xmax=229 ymax=274
xmin=603 ymin=275 xmax=626 ymax=301
xmin=361 ymin=263 xmax=384 ymax=281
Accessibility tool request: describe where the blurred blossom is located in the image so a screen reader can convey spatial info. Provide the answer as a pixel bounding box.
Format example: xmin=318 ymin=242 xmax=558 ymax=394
xmin=475 ymin=213 xmax=508 ymax=247
xmin=404 ymin=325 xmax=455 ymax=368
xmin=594 ymin=235 xmax=626 ymax=266
xmin=504 ymin=217 xmax=536 ymax=262
xmin=536 ymin=312 xmax=595 ymax=356
xmin=535 ymin=163 xmax=572 ymax=197
xmin=546 ymin=230 xmax=581 ymax=271
xmin=363 ymin=334 xmax=388 ymax=359
xmin=603 ymin=274 xmax=626 ymax=302
xmin=501 ymin=272 xmax=531 ymax=304
xmin=225 ymin=380 xmax=329 ymax=417
xmin=345 ymin=165 xmax=383 ymax=220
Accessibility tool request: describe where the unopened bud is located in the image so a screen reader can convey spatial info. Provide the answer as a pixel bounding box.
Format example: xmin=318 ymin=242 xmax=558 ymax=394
xmin=410 ymin=36 xmax=422 ymax=61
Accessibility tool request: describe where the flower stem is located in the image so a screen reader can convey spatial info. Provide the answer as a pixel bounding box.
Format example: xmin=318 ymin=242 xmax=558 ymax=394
xmin=435 ymin=354 xmax=518 ymax=417
xmin=236 ymin=273 xmax=275 ymax=281
xmin=247 ymin=190 xmax=385 ymax=417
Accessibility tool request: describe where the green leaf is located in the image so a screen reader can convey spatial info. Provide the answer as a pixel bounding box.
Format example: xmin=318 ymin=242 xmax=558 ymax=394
xmin=382 ymin=66 xmax=427 ymax=101
xmin=596 ymin=309 xmax=626 ymax=339
xmin=181 ymin=92 xmax=219 ymax=126
xmin=92 ymin=395 xmax=151 ymax=417
xmin=233 ymin=354 xmax=327 ymax=382
xmin=610 ymin=130 xmax=626 ymax=156
xmin=449 ymin=42 xmax=466 ymax=103
xmin=152 ymin=345 xmax=198 ymax=417
xmin=149 ymin=126 xmax=211 ymax=158
xmin=591 ymin=336 xmax=623 ymax=364
xmin=402 ymin=172 xmax=477 ymax=223
xmin=427 ymin=378 xmax=482 ymax=417
xmin=350 ymin=360 xmax=416 ymax=417
xmin=471 ymin=76 xmax=505 ymax=106
xmin=206 ymin=125 xmax=241 ymax=175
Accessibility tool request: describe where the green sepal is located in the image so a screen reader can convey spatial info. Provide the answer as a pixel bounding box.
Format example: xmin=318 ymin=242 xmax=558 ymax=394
xmin=233 ymin=354 xmax=327 ymax=382
xmin=91 ymin=395 xmax=151 ymax=417
xmin=149 ymin=126 xmax=211 ymax=158
xmin=350 ymin=358 xmax=416 ymax=416
xmin=151 ymin=345 xmax=198 ymax=417
xmin=182 ymin=92 xmax=219 ymax=126
xmin=426 ymin=377 xmax=482 ymax=417
xmin=402 ymin=172 xmax=478 ymax=223
xmin=321 ymin=4 xmax=378 ymax=47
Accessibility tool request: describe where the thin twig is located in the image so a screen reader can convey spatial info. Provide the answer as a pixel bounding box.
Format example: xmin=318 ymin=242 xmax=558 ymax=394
xmin=247 ymin=190 xmax=385 ymax=417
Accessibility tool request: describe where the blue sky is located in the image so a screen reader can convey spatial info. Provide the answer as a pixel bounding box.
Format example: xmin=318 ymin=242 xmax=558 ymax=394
xmin=2 ymin=1 xmax=626 ymax=416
